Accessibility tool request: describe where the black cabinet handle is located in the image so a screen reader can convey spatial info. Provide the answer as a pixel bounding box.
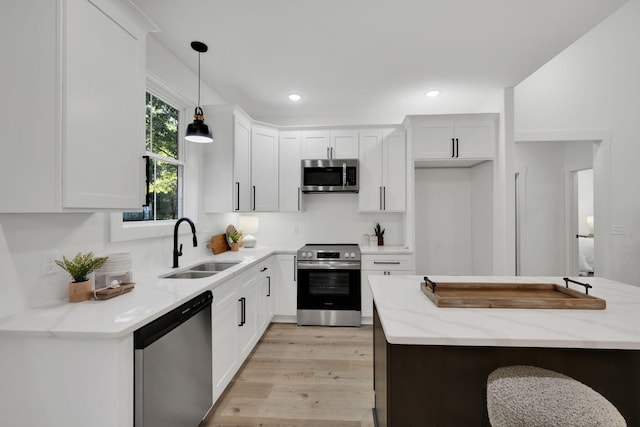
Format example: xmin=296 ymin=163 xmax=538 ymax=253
xmin=260 ymin=267 xmax=268 ymax=272
xmin=238 ymin=297 xmax=246 ymax=326
xmin=293 ymin=256 xmax=297 ymax=281
xmin=455 ymin=138 xmax=459 ymax=158
xmin=379 ymin=187 xmax=383 ymax=210
xmin=252 ymin=185 xmax=256 ymax=211
xmin=235 ymin=182 xmax=240 ymax=211
xmin=451 ymin=138 xmax=455 ymax=158
xmin=267 ymin=276 xmax=271 ymax=297
xmin=383 ymin=186 xmax=386 ymax=210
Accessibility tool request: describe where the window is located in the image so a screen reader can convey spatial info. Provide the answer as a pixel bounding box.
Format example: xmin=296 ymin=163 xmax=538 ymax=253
xmin=110 ymin=74 xmax=197 ymax=243
xmin=123 ymin=92 xmax=185 ymax=222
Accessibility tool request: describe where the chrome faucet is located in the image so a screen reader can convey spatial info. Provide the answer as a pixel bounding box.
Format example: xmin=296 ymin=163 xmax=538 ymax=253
xmin=173 ymin=217 xmax=197 ymax=268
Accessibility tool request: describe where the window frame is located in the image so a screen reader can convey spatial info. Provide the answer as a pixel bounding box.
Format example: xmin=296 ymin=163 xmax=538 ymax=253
xmin=110 ymin=72 xmax=198 ymax=242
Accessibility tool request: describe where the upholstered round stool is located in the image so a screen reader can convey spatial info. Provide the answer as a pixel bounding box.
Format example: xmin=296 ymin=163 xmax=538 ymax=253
xmin=486 ymin=365 xmax=626 ymax=427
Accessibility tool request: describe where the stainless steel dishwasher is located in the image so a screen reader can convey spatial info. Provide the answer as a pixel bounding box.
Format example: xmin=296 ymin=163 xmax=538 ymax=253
xmin=134 ymin=291 xmax=213 ymax=427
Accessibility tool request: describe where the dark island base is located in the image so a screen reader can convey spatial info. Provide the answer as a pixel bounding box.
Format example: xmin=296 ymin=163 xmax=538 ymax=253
xmin=373 ymin=306 xmax=640 ymax=427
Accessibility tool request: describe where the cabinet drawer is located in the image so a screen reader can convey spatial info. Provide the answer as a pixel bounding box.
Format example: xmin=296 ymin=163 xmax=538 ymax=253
xmin=362 ymin=255 xmax=413 ymax=271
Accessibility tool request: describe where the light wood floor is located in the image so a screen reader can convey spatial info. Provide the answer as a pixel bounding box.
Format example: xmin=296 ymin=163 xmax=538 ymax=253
xmin=202 ymin=323 xmax=375 ymax=427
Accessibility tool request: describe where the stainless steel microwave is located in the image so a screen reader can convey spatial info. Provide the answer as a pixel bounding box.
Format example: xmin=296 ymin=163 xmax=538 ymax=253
xmin=301 ymin=159 xmax=359 ymax=193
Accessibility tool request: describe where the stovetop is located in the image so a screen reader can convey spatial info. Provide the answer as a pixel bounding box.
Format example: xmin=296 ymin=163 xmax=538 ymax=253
xmin=297 ymin=243 xmax=361 ymax=261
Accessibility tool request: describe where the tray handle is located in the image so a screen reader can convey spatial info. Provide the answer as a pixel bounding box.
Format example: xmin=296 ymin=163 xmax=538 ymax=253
xmin=563 ymin=277 xmax=592 ymax=295
xmin=424 ymin=276 xmax=436 ymax=292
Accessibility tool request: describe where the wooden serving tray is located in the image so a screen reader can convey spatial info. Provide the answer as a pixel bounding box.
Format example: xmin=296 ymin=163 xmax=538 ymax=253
xmin=420 ymin=279 xmax=606 ymax=309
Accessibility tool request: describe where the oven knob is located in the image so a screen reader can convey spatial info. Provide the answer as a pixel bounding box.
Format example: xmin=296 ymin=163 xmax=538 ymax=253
xmin=344 ymin=252 xmax=350 ymax=258
xmin=307 ymin=252 xmax=313 ymax=258
xmin=350 ymin=252 xmax=356 ymax=258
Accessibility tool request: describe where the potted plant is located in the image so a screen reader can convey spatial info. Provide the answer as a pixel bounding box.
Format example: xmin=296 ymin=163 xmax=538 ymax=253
xmin=374 ymin=222 xmax=385 ymax=246
xmin=227 ymin=228 xmax=241 ymax=252
xmin=56 ymin=252 xmax=108 ymax=302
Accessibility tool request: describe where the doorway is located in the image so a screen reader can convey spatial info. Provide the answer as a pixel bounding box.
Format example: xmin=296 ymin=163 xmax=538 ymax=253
xmin=573 ymin=168 xmax=595 ymax=276
xmin=514 ymin=140 xmax=595 ymax=276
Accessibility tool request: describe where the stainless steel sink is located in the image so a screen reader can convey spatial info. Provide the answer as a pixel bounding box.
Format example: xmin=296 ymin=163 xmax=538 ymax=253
xmin=161 ymin=261 xmax=240 ymax=279
xmin=189 ymin=261 xmax=241 ymax=272
xmin=162 ymin=271 xmax=218 ymax=279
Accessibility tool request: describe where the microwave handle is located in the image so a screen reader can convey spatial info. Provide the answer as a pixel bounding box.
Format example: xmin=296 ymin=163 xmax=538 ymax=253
xmin=343 ymin=163 xmax=346 ymax=188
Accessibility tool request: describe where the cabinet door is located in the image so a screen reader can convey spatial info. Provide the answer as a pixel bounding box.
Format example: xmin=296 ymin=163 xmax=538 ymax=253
xmin=455 ymin=117 xmax=496 ymax=159
xmin=251 ymin=126 xmax=279 ymax=211
xmin=212 ymin=295 xmax=239 ymax=401
xmin=413 ymin=117 xmax=455 ymax=160
xmin=275 ymin=255 xmax=297 ymax=319
xmin=63 ymin=0 xmax=145 ymax=209
xmin=331 ymin=130 xmax=359 ymax=159
xmin=279 ymin=131 xmax=302 ymax=212
xmin=301 ymin=131 xmax=330 ymax=159
xmin=382 ymin=129 xmax=406 ymax=212
xmin=257 ymin=273 xmax=274 ymax=333
xmin=238 ymin=280 xmax=259 ymax=359
xmin=234 ymin=115 xmax=252 ymax=211
xmin=358 ymin=130 xmax=383 ymax=211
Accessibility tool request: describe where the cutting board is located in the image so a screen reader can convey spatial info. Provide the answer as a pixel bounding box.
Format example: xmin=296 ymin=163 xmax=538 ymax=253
xmin=207 ymin=234 xmax=230 ymax=255
xmin=420 ymin=279 xmax=606 ymax=309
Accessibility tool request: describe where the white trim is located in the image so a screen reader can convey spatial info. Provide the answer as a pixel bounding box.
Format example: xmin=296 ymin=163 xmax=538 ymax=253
xmin=110 ymin=72 xmax=198 ymax=242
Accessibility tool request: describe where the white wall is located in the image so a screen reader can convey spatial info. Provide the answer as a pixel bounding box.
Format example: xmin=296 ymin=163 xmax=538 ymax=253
xmin=514 ymin=0 xmax=640 ymax=284
xmin=248 ymin=195 xmax=405 ymax=248
xmin=578 ymin=169 xmax=594 ymax=235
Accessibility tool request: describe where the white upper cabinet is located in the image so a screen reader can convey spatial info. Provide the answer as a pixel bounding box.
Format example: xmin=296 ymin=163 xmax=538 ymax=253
xmin=234 ymin=114 xmax=252 ymax=211
xmin=411 ymin=114 xmax=498 ymax=164
xmin=251 ymin=126 xmax=279 ymax=212
xmin=0 ymin=0 xmax=154 ymax=212
xmin=301 ymin=130 xmax=359 ymax=159
xmin=203 ymin=105 xmax=278 ymax=212
xmin=359 ymin=128 xmax=406 ymax=212
xmin=279 ymin=131 xmax=302 ymax=212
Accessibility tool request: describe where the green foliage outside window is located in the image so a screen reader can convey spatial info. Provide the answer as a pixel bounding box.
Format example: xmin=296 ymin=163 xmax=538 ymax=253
xmin=123 ymin=93 xmax=182 ymax=222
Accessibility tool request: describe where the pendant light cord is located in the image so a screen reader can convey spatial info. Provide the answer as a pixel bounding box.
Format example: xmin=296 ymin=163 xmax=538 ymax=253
xmin=197 ymin=52 xmax=201 ymax=109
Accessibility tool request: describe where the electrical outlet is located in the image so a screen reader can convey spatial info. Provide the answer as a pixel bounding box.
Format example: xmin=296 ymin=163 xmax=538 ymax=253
xmin=611 ymin=225 xmax=626 ymax=236
xmin=41 ymin=251 xmax=60 ymax=276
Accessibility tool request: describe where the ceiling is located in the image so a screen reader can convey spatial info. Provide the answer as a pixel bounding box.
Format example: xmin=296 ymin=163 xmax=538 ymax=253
xmin=132 ymin=0 xmax=628 ymax=126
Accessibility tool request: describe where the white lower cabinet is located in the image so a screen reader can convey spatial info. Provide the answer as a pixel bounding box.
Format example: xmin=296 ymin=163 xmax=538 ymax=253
xmin=212 ymin=258 xmax=275 ymax=402
xmin=256 ymin=257 xmax=275 ymax=334
xmin=211 ymin=278 xmax=241 ymax=402
xmin=274 ymin=254 xmax=298 ymax=322
xmin=361 ymin=254 xmax=413 ymax=323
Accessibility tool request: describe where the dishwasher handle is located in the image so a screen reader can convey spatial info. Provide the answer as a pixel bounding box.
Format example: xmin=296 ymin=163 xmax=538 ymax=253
xmin=134 ymin=291 xmax=213 ymax=349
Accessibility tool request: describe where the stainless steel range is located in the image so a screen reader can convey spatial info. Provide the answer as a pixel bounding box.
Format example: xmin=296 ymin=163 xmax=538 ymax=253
xmin=296 ymin=243 xmax=361 ymax=327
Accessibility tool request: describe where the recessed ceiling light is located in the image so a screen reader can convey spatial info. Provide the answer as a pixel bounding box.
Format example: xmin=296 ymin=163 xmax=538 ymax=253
xmin=288 ymin=93 xmax=302 ymax=101
xmin=426 ymin=90 xmax=440 ymax=97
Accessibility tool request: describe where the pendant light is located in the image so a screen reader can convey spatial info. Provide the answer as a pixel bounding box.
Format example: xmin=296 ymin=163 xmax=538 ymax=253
xmin=185 ymin=41 xmax=213 ymax=143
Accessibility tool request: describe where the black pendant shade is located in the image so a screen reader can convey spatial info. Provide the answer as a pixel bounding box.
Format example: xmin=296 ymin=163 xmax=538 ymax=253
xmin=185 ymin=41 xmax=213 ymax=143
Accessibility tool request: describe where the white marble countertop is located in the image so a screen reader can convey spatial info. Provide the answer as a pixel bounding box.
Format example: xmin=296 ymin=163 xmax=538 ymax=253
xmin=370 ymin=275 xmax=640 ymax=350
xmin=360 ymin=245 xmax=412 ymax=255
xmin=0 ymin=247 xmax=293 ymax=339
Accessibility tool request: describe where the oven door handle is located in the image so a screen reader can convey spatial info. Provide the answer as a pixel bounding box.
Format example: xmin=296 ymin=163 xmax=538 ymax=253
xmin=297 ymin=261 xmax=361 ymax=270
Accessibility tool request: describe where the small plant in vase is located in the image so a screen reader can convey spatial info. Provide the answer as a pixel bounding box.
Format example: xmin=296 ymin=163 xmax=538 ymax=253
xmin=56 ymin=252 xmax=108 ymax=302
xmin=227 ymin=228 xmax=241 ymax=252
xmin=374 ymin=222 xmax=385 ymax=246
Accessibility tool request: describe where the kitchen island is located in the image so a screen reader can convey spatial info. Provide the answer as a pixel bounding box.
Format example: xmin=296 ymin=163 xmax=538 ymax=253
xmin=370 ymin=275 xmax=640 ymax=426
